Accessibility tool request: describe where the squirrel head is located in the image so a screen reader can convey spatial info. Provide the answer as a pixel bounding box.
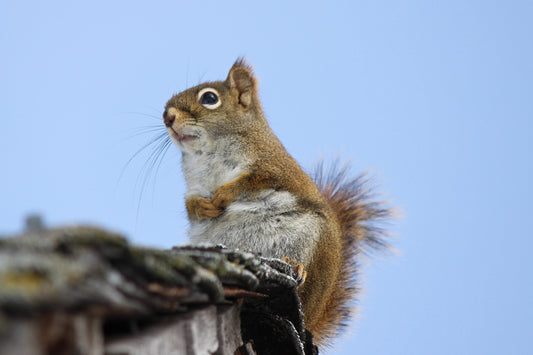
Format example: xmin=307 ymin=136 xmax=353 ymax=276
xmin=163 ymin=58 xmax=266 ymax=154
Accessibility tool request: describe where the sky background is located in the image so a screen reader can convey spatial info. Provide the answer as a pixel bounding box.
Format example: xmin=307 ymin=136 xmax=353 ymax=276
xmin=1 ymin=1 xmax=532 ymax=354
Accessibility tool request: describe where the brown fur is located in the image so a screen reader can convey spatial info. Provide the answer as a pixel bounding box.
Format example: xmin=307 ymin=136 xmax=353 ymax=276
xmin=164 ymin=59 xmax=392 ymax=349
xmin=306 ymin=161 xmax=392 ymax=347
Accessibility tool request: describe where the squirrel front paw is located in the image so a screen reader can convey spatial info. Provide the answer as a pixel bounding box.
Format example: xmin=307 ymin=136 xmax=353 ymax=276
xmin=212 ymin=182 xmax=239 ymax=208
xmin=186 ymin=197 xmax=223 ymax=220
xmin=282 ymin=256 xmax=307 ymax=286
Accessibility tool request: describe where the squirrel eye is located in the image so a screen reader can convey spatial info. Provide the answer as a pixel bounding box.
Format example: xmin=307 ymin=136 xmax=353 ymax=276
xmin=198 ymin=88 xmax=221 ymax=109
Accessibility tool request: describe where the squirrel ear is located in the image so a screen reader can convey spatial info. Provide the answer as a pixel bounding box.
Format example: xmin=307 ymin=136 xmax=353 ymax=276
xmin=226 ymin=58 xmax=257 ymax=108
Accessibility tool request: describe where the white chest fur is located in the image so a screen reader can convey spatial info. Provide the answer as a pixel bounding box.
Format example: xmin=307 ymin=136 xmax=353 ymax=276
xmin=181 ymin=137 xmax=249 ymax=198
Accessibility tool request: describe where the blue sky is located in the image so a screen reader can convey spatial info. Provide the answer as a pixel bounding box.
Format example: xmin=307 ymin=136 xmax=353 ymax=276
xmin=1 ymin=1 xmax=532 ymax=354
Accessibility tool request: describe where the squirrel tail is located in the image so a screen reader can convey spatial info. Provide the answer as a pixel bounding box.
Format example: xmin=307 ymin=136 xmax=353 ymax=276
xmin=312 ymin=160 xmax=393 ymax=346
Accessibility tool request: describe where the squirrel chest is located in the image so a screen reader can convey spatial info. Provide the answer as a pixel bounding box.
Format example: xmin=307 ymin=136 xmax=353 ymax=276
xmin=181 ymin=145 xmax=322 ymax=266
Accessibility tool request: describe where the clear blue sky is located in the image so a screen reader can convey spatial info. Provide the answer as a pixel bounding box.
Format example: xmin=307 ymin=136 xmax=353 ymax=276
xmin=1 ymin=1 xmax=532 ymax=354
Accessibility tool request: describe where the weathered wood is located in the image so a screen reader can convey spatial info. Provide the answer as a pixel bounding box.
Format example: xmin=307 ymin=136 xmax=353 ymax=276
xmin=105 ymin=305 xmax=242 ymax=355
xmin=0 ymin=227 xmax=316 ymax=354
xmin=1 ymin=313 xmax=103 ymax=355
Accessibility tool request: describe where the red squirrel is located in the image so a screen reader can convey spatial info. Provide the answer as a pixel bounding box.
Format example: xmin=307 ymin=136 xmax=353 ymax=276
xmin=163 ymin=59 xmax=392 ymax=348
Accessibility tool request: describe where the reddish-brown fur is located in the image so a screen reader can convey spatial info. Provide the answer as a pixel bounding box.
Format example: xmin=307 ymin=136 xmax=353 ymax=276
xmin=307 ymin=162 xmax=392 ymax=347
xmin=165 ymin=59 xmax=392 ymax=349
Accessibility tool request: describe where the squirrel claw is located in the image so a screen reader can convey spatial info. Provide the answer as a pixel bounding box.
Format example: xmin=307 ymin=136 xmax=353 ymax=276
xmin=282 ymin=257 xmax=307 ymax=286
xmin=187 ymin=197 xmax=223 ymax=220
xmin=197 ymin=199 xmax=223 ymax=219
xmin=212 ymin=183 xmax=238 ymax=208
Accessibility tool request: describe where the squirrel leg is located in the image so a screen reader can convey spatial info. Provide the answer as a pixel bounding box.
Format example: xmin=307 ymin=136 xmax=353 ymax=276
xmin=186 ymin=196 xmax=223 ymax=220
xmin=211 ymin=173 xmax=253 ymax=208
xmin=282 ymin=256 xmax=307 ymax=286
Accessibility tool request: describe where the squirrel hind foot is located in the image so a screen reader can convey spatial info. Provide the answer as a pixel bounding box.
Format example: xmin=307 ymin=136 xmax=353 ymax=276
xmin=281 ymin=256 xmax=307 ymax=286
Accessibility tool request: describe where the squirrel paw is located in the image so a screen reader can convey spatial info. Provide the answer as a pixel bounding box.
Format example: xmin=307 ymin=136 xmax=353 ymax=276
xmin=187 ymin=197 xmax=223 ymax=220
xmin=212 ymin=182 xmax=239 ymax=208
xmin=282 ymin=256 xmax=307 ymax=286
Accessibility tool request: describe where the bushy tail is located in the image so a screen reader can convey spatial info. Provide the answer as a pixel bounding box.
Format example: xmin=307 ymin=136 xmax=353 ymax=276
xmin=312 ymin=161 xmax=393 ymax=346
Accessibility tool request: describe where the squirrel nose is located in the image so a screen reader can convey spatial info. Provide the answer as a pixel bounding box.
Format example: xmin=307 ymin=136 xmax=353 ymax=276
xmin=164 ymin=113 xmax=176 ymax=127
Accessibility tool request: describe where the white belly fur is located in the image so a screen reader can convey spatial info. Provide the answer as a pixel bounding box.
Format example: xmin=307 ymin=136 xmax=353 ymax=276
xmin=188 ymin=189 xmax=321 ymax=266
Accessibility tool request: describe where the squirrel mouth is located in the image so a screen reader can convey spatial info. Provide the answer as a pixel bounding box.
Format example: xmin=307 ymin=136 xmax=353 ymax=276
xmin=178 ymin=134 xmax=197 ymax=143
xmin=169 ymin=128 xmax=198 ymax=143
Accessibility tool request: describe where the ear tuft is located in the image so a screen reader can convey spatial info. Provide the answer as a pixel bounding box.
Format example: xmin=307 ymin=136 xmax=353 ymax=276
xmin=231 ymin=57 xmax=255 ymax=73
xmin=226 ymin=57 xmax=257 ymax=108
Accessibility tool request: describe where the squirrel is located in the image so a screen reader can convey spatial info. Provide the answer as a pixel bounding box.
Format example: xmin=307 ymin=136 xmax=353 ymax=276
xmin=163 ymin=58 xmax=391 ymax=348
